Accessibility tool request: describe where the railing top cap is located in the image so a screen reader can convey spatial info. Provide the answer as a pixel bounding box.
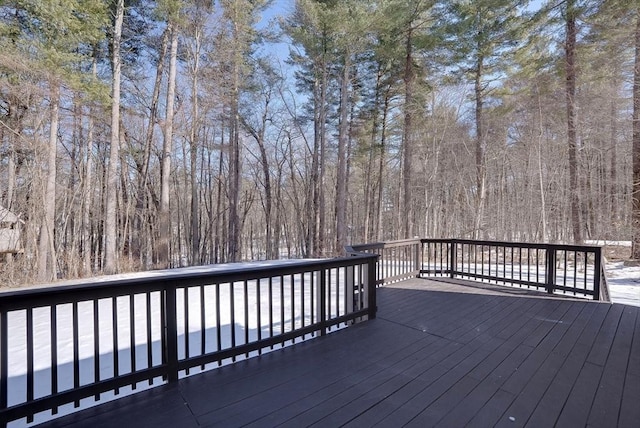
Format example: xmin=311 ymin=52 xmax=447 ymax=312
xmin=0 ymin=255 xmax=377 ymax=301
xmin=347 ymin=238 xmax=421 ymax=250
xmin=347 ymin=238 xmax=603 ymax=254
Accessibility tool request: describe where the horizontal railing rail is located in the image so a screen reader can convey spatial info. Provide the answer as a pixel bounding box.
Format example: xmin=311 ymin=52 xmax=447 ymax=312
xmin=349 ymin=238 xmax=609 ymax=302
xmin=346 ymin=239 xmax=421 ymax=286
xmin=0 ymin=256 xmax=377 ymax=427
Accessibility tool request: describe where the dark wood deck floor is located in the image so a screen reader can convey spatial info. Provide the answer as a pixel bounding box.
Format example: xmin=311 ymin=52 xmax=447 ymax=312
xmin=42 ymin=278 xmax=639 ymax=428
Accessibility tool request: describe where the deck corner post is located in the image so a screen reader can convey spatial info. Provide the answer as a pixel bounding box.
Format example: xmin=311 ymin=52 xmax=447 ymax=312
xmin=449 ymin=240 xmax=457 ymax=279
xmin=415 ymin=241 xmax=421 ymax=277
xmin=367 ymin=257 xmax=378 ymax=319
xmin=163 ymin=282 xmax=179 ymax=383
xmin=545 ymin=247 xmax=556 ymax=295
xmin=594 ymin=247 xmax=602 ymax=301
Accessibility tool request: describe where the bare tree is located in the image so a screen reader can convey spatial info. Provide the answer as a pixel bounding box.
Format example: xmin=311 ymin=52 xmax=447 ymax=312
xmin=157 ymin=20 xmax=179 ymax=268
xmin=104 ymin=0 xmax=125 ymax=274
xmin=37 ymin=84 xmax=59 ymax=281
xmin=632 ymin=6 xmax=640 ymax=259
xmin=565 ymin=0 xmax=583 ymax=244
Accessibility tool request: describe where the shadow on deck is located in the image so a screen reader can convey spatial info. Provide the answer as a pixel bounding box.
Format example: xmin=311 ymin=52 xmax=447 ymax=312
xmin=41 ymin=278 xmax=639 ymax=428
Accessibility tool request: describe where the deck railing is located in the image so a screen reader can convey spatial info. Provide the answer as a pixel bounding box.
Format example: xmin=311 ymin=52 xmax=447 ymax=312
xmin=346 ymin=239 xmax=420 ymax=285
xmin=0 ymin=256 xmax=377 ymax=427
xmin=349 ymin=238 xmax=609 ymax=302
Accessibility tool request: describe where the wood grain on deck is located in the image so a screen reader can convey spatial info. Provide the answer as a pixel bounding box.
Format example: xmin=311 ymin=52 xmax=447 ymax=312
xmin=42 ymin=278 xmax=639 ymax=428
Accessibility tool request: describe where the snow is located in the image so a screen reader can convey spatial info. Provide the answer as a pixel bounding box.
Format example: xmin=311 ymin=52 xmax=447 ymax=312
xmin=604 ymin=261 xmax=640 ymax=308
xmin=585 ymin=240 xmax=632 ymax=247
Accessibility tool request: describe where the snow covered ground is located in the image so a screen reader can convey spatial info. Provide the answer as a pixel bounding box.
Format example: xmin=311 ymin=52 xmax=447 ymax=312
xmin=604 ymin=261 xmax=640 ymax=307
xmin=573 ymin=241 xmax=639 ymax=307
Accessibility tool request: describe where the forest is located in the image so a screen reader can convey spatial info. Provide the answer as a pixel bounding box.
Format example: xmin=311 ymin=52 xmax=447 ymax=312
xmin=0 ymin=0 xmax=639 ymax=285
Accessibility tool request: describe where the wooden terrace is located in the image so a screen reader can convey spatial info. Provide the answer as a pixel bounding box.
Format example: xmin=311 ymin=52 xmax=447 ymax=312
xmin=1 ymin=239 xmax=636 ymax=427
xmin=42 ymin=277 xmax=639 ymax=428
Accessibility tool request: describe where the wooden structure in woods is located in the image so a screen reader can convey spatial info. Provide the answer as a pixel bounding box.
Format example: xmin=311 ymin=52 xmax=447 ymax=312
xmin=0 ymin=205 xmax=23 ymax=254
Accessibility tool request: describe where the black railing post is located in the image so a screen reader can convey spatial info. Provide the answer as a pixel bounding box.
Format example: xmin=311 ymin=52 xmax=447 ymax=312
xmin=320 ymin=268 xmax=327 ymax=336
xmin=450 ymin=240 xmax=457 ymax=279
xmin=594 ymin=247 xmax=602 ymax=301
xmin=163 ymin=283 xmax=179 ymax=383
xmin=367 ymin=257 xmax=378 ymax=319
xmin=415 ymin=241 xmax=421 ymax=277
xmin=346 ymin=265 xmax=355 ymax=314
xmin=1 ymin=309 xmax=8 ymax=428
xmin=546 ymin=246 xmax=556 ymax=295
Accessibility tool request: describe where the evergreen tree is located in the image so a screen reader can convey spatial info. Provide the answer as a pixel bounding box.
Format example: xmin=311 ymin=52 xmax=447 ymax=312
xmin=442 ymin=0 xmax=528 ymax=239
xmin=378 ymin=0 xmax=439 ymax=238
xmin=284 ymin=0 xmax=337 ymax=256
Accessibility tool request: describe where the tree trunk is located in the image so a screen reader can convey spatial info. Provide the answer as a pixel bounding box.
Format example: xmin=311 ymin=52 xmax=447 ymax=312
xmin=83 ymin=106 xmax=94 ymax=275
xmin=376 ymin=89 xmax=390 ymax=242
xmin=632 ymin=8 xmax=640 ymax=259
xmin=5 ymin=150 xmax=15 ymax=211
xmin=535 ymin=83 xmax=548 ymax=241
xmin=241 ymin=108 xmax=273 ymax=259
xmin=308 ymin=40 xmax=328 ymax=257
xmin=132 ymin=29 xmax=167 ymax=266
xmin=474 ymin=52 xmax=486 ymax=239
xmin=402 ymin=29 xmax=414 ymax=239
xmin=104 ymin=0 xmax=124 ymax=274
xmin=609 ymin=73 xmax=619 ymax=227
xmin=363 ymin=67 xmax=383 ymax=242
xmin=317 ymin=50 xmax=328 ymax=256
xmin=335 ymin=53 xmax=350 ymax=255
xmin=157 ymin=23 xmax=178 ymax=268
xmin=566 ymin=0 xmax=583 ymax=244
xmin=274 ymin=159 xmax=284 ymax=258
xmin=5 ymin=147 xmax=15 ymax=270
xmin=37 ymin=84 xmax=60 ymax=281
xmin=190 ymin=28 xmax=202 ymax=265
xmin=214 ymin=127 xmax=225 ymax=263
xmin=307 ymin=79 xmax=320 ymax=256
xmin=228 ymin=49 xmax=241 ymax=261
xmin=257 ymin=129 xmax=273 ymax=259
xmin=81 ymin=52 xmax=98 ymax=275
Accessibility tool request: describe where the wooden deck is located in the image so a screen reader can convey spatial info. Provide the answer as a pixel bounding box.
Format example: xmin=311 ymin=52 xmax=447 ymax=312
xmin=41 ymin=278 xmax=639 ymax=427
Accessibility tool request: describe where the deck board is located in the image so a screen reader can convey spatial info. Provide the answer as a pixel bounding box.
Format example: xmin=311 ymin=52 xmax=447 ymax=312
xmin=39 ymin=278 xmax=640 ymax=428
xmin=587 ymin=305 xmax=638 ymax=427
xmin=494 ymin=303 xmax=596 ymax=427
xmin=524 ymin=303 xmax=610 ymax=427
